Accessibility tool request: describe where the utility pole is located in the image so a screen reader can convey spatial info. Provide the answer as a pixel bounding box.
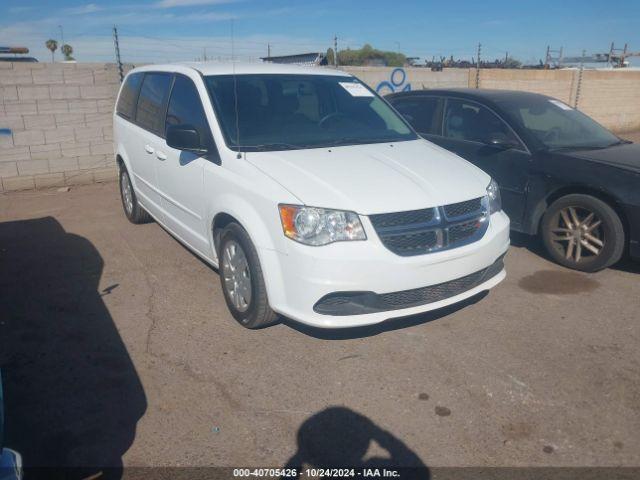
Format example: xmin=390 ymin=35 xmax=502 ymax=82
xmin=334 ymin=35 xmax=338 ymax=67
xmin=203 ymin=47 xmax=207 ymax=62
xmin=575 ymin=49 xmax=586 ymax=108
xmin=475 ymin=43 xmax=481 ymax=88
xmin=59 ymin=25 xmax=64 ymax=45
xmin=545 ymin=45 xmax=550 ymax=68
xmin=113 ymin=25 xmax=124 ymax=83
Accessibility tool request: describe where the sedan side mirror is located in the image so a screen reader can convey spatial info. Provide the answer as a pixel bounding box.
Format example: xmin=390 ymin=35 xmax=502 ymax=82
xmin=166 ymin=125 xmax=209 ymax=155
xmin=486 ymin=134 xmax=518 ymax=150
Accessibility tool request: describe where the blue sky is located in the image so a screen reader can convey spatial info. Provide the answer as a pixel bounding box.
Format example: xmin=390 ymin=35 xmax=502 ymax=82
xmin=1 ymin=0 xmax=639 ymax=65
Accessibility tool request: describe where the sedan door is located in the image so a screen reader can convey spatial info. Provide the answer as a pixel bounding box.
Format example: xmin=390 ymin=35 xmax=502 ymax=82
xmin=155 ymin=74 xmax=214 ymax=256
xmin=434 ymin=97 xmax=531 ymax=230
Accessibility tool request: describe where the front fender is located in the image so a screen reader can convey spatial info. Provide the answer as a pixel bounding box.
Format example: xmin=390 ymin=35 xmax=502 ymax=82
xmin=206 ymin=194 xmax=289 ymax=309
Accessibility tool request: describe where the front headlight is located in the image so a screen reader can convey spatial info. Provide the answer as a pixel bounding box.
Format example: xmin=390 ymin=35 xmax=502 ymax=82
xmin=487 ymin=178 xmax=502 ymax=214
xmin=278 ymin=204 xmax=366 ymax=246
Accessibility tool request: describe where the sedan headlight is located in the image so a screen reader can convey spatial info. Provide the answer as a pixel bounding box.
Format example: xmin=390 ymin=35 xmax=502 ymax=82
xmin=487 ymin=178 xmax=502 ymax=214
xmin=278 ymin=204 xmax=366 ymax=246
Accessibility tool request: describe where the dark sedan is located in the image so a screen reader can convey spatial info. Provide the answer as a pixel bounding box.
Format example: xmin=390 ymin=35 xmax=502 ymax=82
xmin=386 ymin=88 xmax=640 ymax=272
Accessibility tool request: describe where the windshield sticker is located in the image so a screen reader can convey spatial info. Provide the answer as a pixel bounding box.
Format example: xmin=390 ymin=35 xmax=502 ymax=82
xmin=549 ymin=99 xmax=573 ymax=110
xmin=339 ymin=82 xmax=374 ymax=97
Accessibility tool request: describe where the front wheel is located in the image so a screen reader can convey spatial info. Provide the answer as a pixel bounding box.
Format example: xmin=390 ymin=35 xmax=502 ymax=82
xmin=541 ymin=194 xmax=625 ymax=272
xmin=218 ymin=223 xmax=278 ymax=329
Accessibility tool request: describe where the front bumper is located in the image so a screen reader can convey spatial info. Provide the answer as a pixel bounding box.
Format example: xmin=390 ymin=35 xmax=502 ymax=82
xmin=261 ymin=210 xmax=510 ymax=328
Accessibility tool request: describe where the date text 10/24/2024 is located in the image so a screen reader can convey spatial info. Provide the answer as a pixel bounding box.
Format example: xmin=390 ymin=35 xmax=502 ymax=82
xmin=233 ymin=468 xmax=405 ymax=477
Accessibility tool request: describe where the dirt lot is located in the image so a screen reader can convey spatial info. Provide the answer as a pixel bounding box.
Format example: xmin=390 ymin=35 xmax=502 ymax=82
xmin=1 ymin=176 xmax=639 ymax=473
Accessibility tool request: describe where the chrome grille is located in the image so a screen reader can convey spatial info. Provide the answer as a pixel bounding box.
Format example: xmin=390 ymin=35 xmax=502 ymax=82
xmin=369 ymin=197 xmax=487 ymax=256
xmin=444 ymin=198 xmax=483 ymax=219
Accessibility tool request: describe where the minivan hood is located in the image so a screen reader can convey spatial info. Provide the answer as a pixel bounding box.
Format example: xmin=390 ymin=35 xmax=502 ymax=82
xmin=246 ymin=139 xmax=490 ymax=215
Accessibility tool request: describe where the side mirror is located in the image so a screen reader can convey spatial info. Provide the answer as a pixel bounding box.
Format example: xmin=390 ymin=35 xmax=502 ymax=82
xmin=166 ymin=125 xmax=208 ymax=155
xmin=486 ymin=134 xmax=518 ymax=150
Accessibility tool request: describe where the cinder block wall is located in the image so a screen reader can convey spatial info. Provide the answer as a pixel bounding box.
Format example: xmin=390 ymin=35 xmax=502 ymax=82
xmin=0 ymin=62 xmax=131 ymax=192
xmin=578 ymin=70 xmax=640 ymax=133
xmin=2 ymin=62 xmax=640 ymax=192
xmin=342 ymin=66 xmax=469 ymax=92
xmin=475 ymin=68 xmax=576 ymax=104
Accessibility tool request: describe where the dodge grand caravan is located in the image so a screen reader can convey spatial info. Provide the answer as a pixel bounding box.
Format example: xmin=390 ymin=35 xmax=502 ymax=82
xmin=113 ymin=63 xmax=510 ymax=329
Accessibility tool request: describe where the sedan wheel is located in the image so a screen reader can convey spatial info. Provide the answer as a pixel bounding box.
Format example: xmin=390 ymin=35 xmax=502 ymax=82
xmin=550 ymin=206 xmax=604 ymax=263
xmin=542 ymin=194 xmax=625 ymax=272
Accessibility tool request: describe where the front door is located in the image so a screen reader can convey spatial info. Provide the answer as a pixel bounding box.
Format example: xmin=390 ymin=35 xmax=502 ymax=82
xmin=434 ymin=97 xmax=531 ymax=229
xmin=156 ymin=74 xmax=213 ymax=256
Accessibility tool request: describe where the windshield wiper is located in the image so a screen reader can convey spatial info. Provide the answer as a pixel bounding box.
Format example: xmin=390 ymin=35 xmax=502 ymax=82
xmin=241 ymin=143 xmax=304 ymax=151
xmin=328 ymin=136 xmax=401 ymax=147
xmin=549 ymin=145 xmax=610 ymax=151
xmin=607 ymin=139 xmax=632 ymax=147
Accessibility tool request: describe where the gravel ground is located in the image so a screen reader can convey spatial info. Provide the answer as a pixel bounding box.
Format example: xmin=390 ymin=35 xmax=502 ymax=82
xmin=0 ymin=163 xmax=639 ymax=475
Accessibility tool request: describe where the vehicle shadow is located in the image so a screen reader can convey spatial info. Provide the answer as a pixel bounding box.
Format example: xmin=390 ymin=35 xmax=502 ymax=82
xmin=283 ymin=291 xmax=488 ymax=340
xmin=283 ymin=406 xmax=429 ymax=478
xmin=0 ymin=217 xmax=146 ymax=479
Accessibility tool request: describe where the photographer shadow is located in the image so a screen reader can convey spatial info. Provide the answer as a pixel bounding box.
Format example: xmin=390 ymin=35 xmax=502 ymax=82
xmin=284 ymin=406 xmax=429 ymax=478
xmin=0 ymin=217 xmax=146 ymax=479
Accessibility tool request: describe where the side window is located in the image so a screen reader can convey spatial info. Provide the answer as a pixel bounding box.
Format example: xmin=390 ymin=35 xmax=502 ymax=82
xmin=443 ymin=98 xmax=520 ymax=146
xmin=392 ymin=96 xmax=442 ymax=135
xmin=135 ymin=72 xmax=172 ymax=136
xmin=116 ymin=73 xmax=143 ymax=120
xmin=165 ymin=75 xmax=212 ymax=147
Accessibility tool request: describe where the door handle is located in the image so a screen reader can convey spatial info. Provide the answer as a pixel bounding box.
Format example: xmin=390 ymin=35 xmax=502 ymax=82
xmin=144 ymin=144 xmax=154 ymax=154
xmin=156 ymin=151 xmax=167 ymax=161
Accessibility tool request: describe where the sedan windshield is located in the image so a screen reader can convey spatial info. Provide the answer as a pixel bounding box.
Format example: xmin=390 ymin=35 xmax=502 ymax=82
xmin=204 ymin=74 xmax=417 ymax=151
xmin=501 ymin=96 xmax=621 ymax=150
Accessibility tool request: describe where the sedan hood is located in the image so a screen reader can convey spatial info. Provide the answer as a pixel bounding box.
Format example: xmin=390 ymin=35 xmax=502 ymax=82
xmin=246 ymin=139 xmax=490 ymax=215
xmin=567 ymin=142 xmax=640 ymax=173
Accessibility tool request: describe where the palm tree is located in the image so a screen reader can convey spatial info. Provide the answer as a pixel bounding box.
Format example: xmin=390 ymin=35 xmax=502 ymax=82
xmin=45 ymin=39 xmax=58 ymax=63
xmin=61 ymin=44 xmax=74 ymax=61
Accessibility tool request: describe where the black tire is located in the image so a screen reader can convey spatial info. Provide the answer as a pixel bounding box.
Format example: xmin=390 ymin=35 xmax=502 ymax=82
xmin=119 ymin=165 xmax=152 ymax=224
xmin=541 ymin=194 xmax=625 ymax=272
xmin=218 ymin=222 xmax=279 ymax=329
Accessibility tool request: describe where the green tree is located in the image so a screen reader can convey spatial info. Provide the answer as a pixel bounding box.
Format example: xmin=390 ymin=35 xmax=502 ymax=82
xmin=504 ymin=57 xmax=522 ymax=69
xmin=336 ymin=44 xmax=407 ymax=67
xmin=61 ymin=44 xmax=74 ymax=61
xmin=45 ymin=39 xmax=58 ymax=63
xmin=325 ymin=48 xmax=335 ymax=66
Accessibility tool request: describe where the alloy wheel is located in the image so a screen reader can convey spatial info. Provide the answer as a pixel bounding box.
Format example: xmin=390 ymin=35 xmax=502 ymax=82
xmin=221 ymin=240 xmax=252 ymax=312
xmin=550 ymin=206 xmax=604 ymax=263
xmin=121 ymin=171 xmax=134 ymax=215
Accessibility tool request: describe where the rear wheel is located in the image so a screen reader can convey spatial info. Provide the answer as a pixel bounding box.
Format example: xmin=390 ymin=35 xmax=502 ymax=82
xmin=119 ymin=165 xmax=152 ymax=224
xmin=218 ymin=223 xmax=278 ymax=329
xmin=541 ymin=194 xmax=624 ymax=272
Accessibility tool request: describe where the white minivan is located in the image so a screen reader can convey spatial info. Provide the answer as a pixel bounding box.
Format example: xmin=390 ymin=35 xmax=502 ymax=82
xmin=113 ymin=62 xmax=510 ymax=329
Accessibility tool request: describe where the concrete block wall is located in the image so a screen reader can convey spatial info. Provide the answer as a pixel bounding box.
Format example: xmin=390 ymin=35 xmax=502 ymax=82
xmin=342 ymin=66 xmax=469 ymax=92
xmin=2 ymin=62 xmax=640 ymax=192
xmin=578 ymin=70 xmax=640 ymax=133
xmin=474 ymin=68 xmax=576 ymax=105
xmin=0 ymin=62 xmax=131 ymax=192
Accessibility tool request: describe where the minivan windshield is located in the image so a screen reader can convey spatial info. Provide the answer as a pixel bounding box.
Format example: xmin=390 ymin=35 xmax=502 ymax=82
xmin=501 ymin=96 xmax=621 ymax=150
xmin=204 ymin=74 xmax=417 ymax=151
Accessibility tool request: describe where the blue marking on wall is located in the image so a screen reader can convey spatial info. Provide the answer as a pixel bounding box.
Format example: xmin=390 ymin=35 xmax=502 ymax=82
xmin=376 ymin=68 xmax=411 ymax=94
xmin=0 ymin=128 xmax=12 ymax=136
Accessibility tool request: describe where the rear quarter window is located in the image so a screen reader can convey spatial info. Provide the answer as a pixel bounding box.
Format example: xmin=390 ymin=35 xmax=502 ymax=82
xmin=116 ymin=73 xmax=144 ymax=120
